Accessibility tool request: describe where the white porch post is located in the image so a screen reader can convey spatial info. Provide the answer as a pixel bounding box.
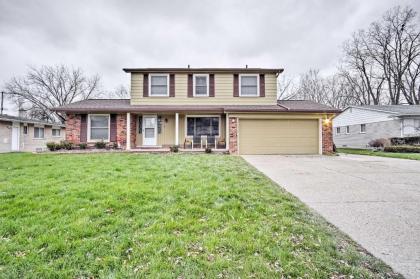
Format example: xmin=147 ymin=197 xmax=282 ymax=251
xmin=225 ymin=113 xmax=229 ymax=150
xmin=126 ymin=112 xmax=131 ymax=150
xmin=175 ymin=112 xmax=179 ymax=146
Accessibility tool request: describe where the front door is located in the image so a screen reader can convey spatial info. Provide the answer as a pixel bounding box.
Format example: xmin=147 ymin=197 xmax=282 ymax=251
xmin=142 ymin=115 xmax=157 ymax=146
xmin=11 ymin=125 xmax=20 ymax=151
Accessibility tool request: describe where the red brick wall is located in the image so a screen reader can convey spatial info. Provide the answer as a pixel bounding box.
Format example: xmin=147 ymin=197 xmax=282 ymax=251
xmin=228 ymin=117 xmax=238 ymax=154
xmin=65 ymin=114 xmax=81 ymax=144
xmin=322 ymin=120 xmax=334 ymax=154
xmin=65 ymin=113 xmax=136 ymax=148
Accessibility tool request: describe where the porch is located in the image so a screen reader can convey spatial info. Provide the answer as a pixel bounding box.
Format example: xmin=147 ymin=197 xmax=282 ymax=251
xmin=125 ymin=112 xmax=229 ymax=151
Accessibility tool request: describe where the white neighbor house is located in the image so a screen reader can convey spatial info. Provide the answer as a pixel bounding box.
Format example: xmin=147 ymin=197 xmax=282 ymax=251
xmin=333 ymin=105 xmax=420 ymax=148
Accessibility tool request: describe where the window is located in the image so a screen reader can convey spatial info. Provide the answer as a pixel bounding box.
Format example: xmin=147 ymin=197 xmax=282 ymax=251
xmin=193 ymin=74 xmax=209 ymax=96
xmin=187 ymin=117 xmax=220 ymax=137
xmin=89 ymin=115 xmax=109 ymax=141
xmin=239 ymin=74 xmax=259 ymax=96
xmin=336 ymin=127 xmax=341 ymax=134
xmin=149 ymin=74 xmax=169 ymax=96
xmin=52 ymin=128 xmax=61 ymax=137
xmin=346 ymin=126 xmax=350 ymax=134
xmin=23 ymin=125 xmax=28 ymax=135
xmin=34 ymin=127 xmax=44 ymax=139
xmin=360 ymin=124 xmax=366 ymax=133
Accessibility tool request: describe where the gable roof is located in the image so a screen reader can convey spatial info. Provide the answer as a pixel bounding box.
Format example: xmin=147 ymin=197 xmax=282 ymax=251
xmin=0 ymin=114 xmax=65 ymax=127
xmin=53 ymin=99 xmax=340 ymax=114
xmin=348 ymin=105 xmax=420 ymax=116
xmin=122 ymin=67 xmax=284 ymax=74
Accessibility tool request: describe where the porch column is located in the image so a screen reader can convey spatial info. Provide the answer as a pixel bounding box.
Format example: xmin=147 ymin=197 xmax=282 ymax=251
xmin=126 ymin=112 xmax=131 ymax=150
xmin=225 ymin=113 xmax=229 ymax=150
xmin=175 ymin=112 xmax=179 ymax=145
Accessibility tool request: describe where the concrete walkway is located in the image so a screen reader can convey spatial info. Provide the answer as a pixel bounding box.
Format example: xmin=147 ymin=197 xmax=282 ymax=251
xmin=243 ymin=154 xmax=420 ymax=279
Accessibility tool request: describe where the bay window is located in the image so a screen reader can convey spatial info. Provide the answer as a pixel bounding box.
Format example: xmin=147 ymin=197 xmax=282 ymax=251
xmin=239 ymin=74 xmax=259 ymax=96
xmin=187 ymin=117 xmax=220 ymax=137
xmin=149 ymin=74 xmax=169 ymax=96
xmin=89 ymin=115 xmax=109 ymax=141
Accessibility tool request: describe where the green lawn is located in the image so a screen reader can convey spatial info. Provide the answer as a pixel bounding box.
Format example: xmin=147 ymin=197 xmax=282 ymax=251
xmin=338 ymin=147 xmax=420 ymax=160
xmin=0 ymin=153 xmax=400 ymax=278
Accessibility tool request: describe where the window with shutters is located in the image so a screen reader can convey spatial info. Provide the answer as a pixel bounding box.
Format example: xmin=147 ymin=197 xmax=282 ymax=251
xmin=149 ymin=74 xmax=169 ymax=96
xmin=34 ymin=127 xmax=45 ymax=139
xmin=193 ymin=74 xmax=209 ymax=97
xmin=239 ymin=74 xmax=259 ymax=97
xmin=88 ymin=114 xmax=110 ymax=141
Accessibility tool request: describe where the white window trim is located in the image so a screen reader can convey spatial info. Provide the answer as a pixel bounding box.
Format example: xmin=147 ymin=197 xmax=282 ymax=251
xmin=149 ymin=73 xmax=170 ymax=97
xmin=185 ymin=115 xmax=221 ymax=137
xmin=239 ymin=74 xmax=259 ymax=97
xmin=360 ymin=124 xmax=366 ymax=134
xmin=33 ymin=126 xmax=45 ymax=140
xmin=345 ymin=126 xmax=350 ymax=134
xmin=52 ymin=128 xmax=61 ymax=137
xmin=87 ymin=114 xmax=110 ymax=142
xmin=193 ymin=74 xmax=209 ymax=97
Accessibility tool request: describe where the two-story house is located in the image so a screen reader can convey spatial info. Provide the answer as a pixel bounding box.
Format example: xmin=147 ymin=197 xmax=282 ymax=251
xmin=55 ymin=67 xmax=339 ymax=154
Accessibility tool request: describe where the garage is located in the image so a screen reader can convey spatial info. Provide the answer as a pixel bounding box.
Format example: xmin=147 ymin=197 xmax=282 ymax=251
xmin=238 ymin=119 xmax=320 ymax=155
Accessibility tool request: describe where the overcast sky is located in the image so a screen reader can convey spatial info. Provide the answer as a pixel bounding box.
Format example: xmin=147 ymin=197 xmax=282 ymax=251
xmin=1 ymin=0 xmax=419 ymax=114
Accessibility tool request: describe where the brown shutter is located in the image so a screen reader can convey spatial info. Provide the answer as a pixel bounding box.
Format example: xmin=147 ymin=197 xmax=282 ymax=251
xmin=233 ymin=74 xmax=239 ymax=97
xmin=80 ymin=114 xmax=87 ymax=142
xmin=143 ymin=74 xmax=149 ymax=97
xmin=110 ymin=114 xmax=117 ymax=141
xmin=259 ymin=74 xmax=265 ymax=97
xmin=169 ymin=74 xmax=175 ymax=97
xmin=187 ymin=74 xmax=193 ymax=97
xmin=209 ymin=74 xmax=215 ymax=97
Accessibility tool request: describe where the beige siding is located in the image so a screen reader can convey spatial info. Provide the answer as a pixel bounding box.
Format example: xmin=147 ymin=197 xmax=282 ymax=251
xmin=21 ymin=124 xmax=65 ymax=152
xmin=238 ymin=119 xmax=319 ymax=155
xmin=130 ymin=73 xmax=277 ymax=105
xmin=0 ymin=120 xmax=12 ymax=153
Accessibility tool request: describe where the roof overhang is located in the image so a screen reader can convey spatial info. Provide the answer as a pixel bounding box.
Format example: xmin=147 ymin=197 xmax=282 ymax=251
xmin=122 ymin=67 xmax=284 ymax=75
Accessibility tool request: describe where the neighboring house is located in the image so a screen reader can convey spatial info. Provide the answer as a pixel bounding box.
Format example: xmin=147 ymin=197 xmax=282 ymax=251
xmin=0 ymin=114 xmax=65 ymax=153
xmin=333 ymin=105 xmax=420 ymax=148
xmin=54 ymin=67 xmax=339 ymax=155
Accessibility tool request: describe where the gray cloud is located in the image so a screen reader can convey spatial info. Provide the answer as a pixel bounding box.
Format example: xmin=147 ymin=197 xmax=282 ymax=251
xmin=1 ymin=0 xmax=419 ymax=113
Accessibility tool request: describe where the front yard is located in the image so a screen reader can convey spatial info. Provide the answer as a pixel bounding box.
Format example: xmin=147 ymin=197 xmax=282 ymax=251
xmin=338 ymin=147 xmax=420 ymax=161
xmin=0 ymin=153 xmax=400 ymax=278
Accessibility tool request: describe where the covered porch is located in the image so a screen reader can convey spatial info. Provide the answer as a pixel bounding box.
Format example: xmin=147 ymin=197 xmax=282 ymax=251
xmin=125 ymin=112 xmax=229 ymax=151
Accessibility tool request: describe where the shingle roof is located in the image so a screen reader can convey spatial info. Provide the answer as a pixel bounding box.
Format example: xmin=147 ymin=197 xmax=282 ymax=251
xmin=355 ymin=105 xmax=420 ymax=116
xmin=0 ymin=114 xmax=65 ymax=127
xmin=53 ymin=99 xmax=340 ymax=114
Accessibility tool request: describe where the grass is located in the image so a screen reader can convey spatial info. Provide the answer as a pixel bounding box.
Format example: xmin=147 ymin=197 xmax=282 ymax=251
xmin=0 ymin=153 xmax=401 ymax=278
xmin=338 ymin=147 xmax=420 ymax=160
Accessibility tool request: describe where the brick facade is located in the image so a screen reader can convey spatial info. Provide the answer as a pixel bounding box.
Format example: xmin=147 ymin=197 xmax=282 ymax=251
xmin=322 ymin=119 xmax=334 ymax=154
xmin=65 ymin=113 xmax=136 ymax=148
xmin=65 ymin=114 xmax=81 ymax=144
xmin=228 ymin=117 xmax=238 ymax=154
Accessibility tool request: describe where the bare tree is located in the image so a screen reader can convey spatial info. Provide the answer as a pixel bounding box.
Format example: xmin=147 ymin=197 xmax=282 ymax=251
xmin=108 ymin=85 xmax=129 ymax=99
xmin=277 ymin=74 xmax=298 ymax=100
xmin=4 ymin=65 xmax=101 ymax=122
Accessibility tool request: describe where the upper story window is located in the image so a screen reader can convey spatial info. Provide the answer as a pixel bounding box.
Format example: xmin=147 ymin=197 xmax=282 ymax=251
xmin=239 ymin=74 xmax=259 ymax=97
xmin=89 ymin=114 xmax=109 ymax=141
xmin=149 ymin=74 xmax=169 ymax=96
xmin=360 ymin=124 xmax=366 ymax=133
xmin=336 ymin=127 xmax=341 ymax=135
xmin=34 ymin=127 xmax=44 ymax=139
xmin=193 ymin=74 xmax=209 ymax=97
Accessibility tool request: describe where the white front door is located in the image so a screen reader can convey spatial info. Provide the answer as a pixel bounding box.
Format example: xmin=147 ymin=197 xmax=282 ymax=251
xmin=11 ymin=126 xmax=20 ymax=151
xmin=142 ymin=115 xmax=157 ymax=146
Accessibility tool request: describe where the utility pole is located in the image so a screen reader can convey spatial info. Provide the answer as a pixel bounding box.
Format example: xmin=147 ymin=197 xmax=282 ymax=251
xmin=0 ymin=91 xmax=4 ymax=115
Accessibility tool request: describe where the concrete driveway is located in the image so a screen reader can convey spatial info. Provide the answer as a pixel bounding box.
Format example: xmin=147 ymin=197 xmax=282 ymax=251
xmin=243 ymin=154 xmax=420 ymax=279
